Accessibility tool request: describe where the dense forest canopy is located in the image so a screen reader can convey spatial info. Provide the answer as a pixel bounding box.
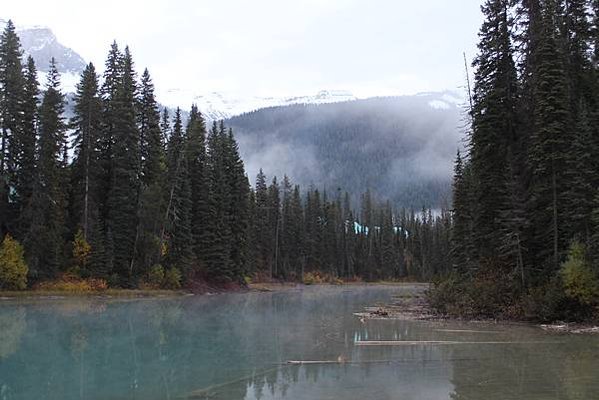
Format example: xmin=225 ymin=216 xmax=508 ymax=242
xmin=433 ymin=0 xmax=599 ymax=321
xmin=0 ymin=20 xmax=451 ymax=290
xmin=228 ymin=93 xmax=462 ymax=209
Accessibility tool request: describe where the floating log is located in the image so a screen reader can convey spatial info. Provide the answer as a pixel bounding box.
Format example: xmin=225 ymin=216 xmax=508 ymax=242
xmin=434 ymin=329 xmax=501 ymax=334
xmin=355 ymin=340 xmax=563 ymax=346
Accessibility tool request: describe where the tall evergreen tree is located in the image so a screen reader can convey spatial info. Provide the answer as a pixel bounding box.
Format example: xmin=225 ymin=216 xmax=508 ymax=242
xmin=528 ymin=0 xmax=572 ymax=272
xmin=469 ymin=0 xmax=519 ymax=260
xmin=106 ymin=46 xmax=140 ymax=284
xmin=185 ymin=105 xmax=209 ymax=272
xmin=267 ymin=176 xmax=281 ymax=278
xmin=202 ymin=122 xmax=232 ymax=281
xmin=14 ymin=56 xmax=38 ymax=237
xmin=23 ymin=59 xmax=67 ymax=280
xmin=164 ymin=109 xmax=193 ymax=275
xmin=98 ymin=42 xmax=123 ymax=273
xmin=0 ymin=20 xmax=24 ymax=237
xmin=223 ymin=127 xmax=250 ymax=281
xmin=450 ymin=151 xmax=475 ymax=275
xmin=253 ymin=169 xmax=269 ymax=274
xmin=134 ymin=69 xmax=166 ymax=276
xmin=69 ymin=63 xmax=105 ymax=276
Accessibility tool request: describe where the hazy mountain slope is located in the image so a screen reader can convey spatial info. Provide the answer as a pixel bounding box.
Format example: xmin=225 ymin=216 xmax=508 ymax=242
xmin=228 ymin=92 xmax=466 ymax=208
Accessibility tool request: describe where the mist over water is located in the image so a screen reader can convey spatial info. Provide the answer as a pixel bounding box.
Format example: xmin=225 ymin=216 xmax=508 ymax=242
xmin=0 ymin=286 xmax=597 ymax=400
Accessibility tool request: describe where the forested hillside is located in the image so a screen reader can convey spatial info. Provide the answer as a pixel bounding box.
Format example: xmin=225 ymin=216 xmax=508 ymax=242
xmin=0 ymin=20 xmax=451 ymax=290
xmin=432 ymin=0 xmax=599 ymax=322
xmin=228 ymin=93 xmax=463 ymax=208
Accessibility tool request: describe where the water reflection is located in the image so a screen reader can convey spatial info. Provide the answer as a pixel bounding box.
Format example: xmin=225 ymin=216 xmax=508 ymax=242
xmin=0 ymin=307 xmax=27 ymax=360
xmin=0 ymin=287 xmax=597 ymax=400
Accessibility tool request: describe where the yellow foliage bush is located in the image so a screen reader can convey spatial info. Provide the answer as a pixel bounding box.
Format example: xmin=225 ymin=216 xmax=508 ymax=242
xmin=0 ymin=235 xmax=28 ymax=290
xmin=302 ymin=271 xmax=323 ymax=285
xmin=36 ymin=274 xmax=108 ymax=293
xmin=72 ymin=229 xmax=92 ymax=269
xmin=302 ymin=271 xmax=343 ymax=285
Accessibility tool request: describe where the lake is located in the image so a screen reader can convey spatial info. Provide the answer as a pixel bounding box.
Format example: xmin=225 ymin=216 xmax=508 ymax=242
xmin=0 ymin=285 xmax=598 ymax=399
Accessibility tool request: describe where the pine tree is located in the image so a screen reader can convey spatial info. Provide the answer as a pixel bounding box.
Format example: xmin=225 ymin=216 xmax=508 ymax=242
xmin=450 ymin=151 xmax=473 ymax=275
xmin=98 ymin=42 xmax=123 ymax=274
xmin=164 ymin=109 xmax=193 ymax=276
xmin=563 ymin=0 xmax=593 ymax=111
xmin=23 ymin=59 xmax=67 ymax=280
xmin=253 ymin=169 xmax=269 ymax=274
xmin=14 ymin=56 xmax=38 ymax=237
xmin=134 ymin=69 xmax=166 ymax=276
xmin=138 ymin=69 xmax=164 ymax=186
xmin=185 ymin=105 xmax=209 ymax=272
xmin=223 ymin=128 xmax=250 ymax=281
xmin=289 ymin=184 xmax=305 ymax=278
xmin=567 ymin=102 xmax=595 ymax=239
xmin=202 ymin=122 xmax=232 ymax=281
xmin=469 ymin=0 xmax=519 ymax=260
xmin=0 ymin=20 xmax=24 ymax=237
xmin=106 ymin=46 xmax=139 ymax=284
xmin=529 ymin=0 xmax=572 ymax=273
xmin=380 ymin=202 xmax=397 ymax=279
xmin=267 ymin=177 xmax=281 ymax=278
xmin=280 ymin=175 xmax=294 ymax=278
xmin=69 ymin=63 xmax=105 ymax=277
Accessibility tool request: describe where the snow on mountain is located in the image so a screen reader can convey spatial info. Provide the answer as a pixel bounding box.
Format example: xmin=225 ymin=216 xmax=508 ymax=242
xmin=2 ymin=18 xmax=464 ymax=121
xmin=159 ymin=89 xmax=358 ymax=121
xmin=1 ymin=18 xmax=86 ymax=74
xmin=37 ymin=70 xmax=81 ymax=94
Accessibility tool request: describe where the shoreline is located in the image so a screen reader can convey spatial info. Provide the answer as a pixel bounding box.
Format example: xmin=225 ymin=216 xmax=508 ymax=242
xmin=0 ymin=281 xmax=427 ymax=300
xmin=354 ymin=285 xmax=599 ymax=335
xmin=2 ymin=282 xmax=597 ymax=334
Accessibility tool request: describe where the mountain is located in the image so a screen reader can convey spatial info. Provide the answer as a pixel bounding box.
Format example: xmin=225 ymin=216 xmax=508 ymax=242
xmin=160 ymin=89 xmax=357 ymax=121
xmin=227 ymin=91 xmax=466 ymax=208
xmin=1 ymin=18 xmax=464 ymax=207
xmin=0 ymin=18 xmax=86 ymax=75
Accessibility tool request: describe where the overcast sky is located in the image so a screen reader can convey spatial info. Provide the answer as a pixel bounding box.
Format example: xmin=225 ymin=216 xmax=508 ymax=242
xmin=4 ymin=0 xmax=484 ymax=99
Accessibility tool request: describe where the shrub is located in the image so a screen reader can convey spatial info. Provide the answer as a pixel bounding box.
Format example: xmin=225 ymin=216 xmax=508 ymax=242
xmin=0 ymin=235 xmax=28 ymax=290
xmin=72 ymin=229 xmax=91 ymax=271
xmin=427 ymin=274 xmax=473 ymax=316
xmin=147 ymin=264 xmax=165 ymax=288
xmin=36 ymin=274 xmax=108 ymax=293
xmin=560 ymin=242 xmax=599 ymax=306
xmin=163 ymin=268 xmax=182 ymax=289
xmin=303 ymin=272 xmax=323 ymax=285
xmin=523 ymin=276 xmax=567 ymax=322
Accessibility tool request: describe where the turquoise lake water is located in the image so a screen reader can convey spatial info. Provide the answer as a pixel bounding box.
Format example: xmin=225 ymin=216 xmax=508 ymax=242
xmin=0 ymin=285 xmax=598 ymax=399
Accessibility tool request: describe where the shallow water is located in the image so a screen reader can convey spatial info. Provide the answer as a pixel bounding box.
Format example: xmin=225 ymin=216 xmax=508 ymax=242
xmin=0 ymin=285 xmax=598 ymax=400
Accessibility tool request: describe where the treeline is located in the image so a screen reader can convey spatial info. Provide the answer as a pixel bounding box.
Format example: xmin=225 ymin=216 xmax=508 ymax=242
xmin=436 ymin=0 xmax=599 ymax=320
xmin=0 ymin=20 xmax=450 ymax=289
xmin=247 ymin=177 xmax=451 ymax=282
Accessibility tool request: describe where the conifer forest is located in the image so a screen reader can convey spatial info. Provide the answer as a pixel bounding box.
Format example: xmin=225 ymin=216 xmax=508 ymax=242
xmin=0 ymin=20 xmax=450 ymax=292
xmin=3 ymin=2 xmax=599 ymax=399
xmin=2 ymin=0 xmax=599 ymax=324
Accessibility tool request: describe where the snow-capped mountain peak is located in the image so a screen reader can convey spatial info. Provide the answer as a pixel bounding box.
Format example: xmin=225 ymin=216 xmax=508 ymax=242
xmin=1 ymin=18 xmax=86 ymax=74
xmin=159 ymin=88 xmax=358 ymax=121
